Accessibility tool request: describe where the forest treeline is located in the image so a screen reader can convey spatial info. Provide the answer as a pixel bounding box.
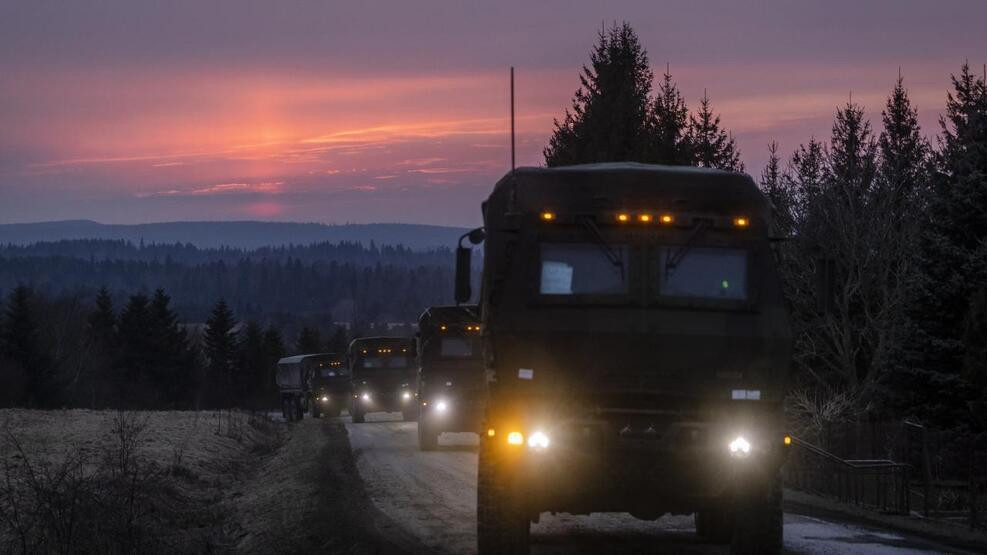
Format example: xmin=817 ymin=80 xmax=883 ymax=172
xmin=548 ymin=23 xmax=987 ymax=443
xmin=0 ymin=285 xmax=356 ymax=409
xmin=0 ymin=240 xmax=454 ymax=323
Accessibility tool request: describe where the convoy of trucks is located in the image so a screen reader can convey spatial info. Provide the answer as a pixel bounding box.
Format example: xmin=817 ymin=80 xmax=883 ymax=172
xmin=273 ymin=162 xmax=793 ymax=555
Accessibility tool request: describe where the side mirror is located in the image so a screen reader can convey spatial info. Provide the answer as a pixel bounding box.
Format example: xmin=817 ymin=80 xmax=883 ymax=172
xmin=455 ymin=246 xmax=472 ymax=304
xmin=454 ymin=227 xmax=485 ymax=305
xmin=815 ymin=257 xmax=836 ymax=314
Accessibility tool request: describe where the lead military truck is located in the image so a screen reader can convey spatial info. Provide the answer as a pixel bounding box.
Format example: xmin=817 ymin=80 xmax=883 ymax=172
xmin=348 ymin=336 xmax=418 ymax=423
xmin=457 ymin=163 xmax=793 ymax=554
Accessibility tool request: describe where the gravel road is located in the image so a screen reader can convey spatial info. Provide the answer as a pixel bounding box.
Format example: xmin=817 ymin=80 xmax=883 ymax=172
xmin=344 ymin=414 xmax=975 ymax=554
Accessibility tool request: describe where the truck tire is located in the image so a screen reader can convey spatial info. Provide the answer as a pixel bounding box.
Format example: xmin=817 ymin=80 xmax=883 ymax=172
xmin=696 ymin=505 xmax=733 ymax=544
xmin=327 ymin=406 xmax=342 ymax=418
xmin=418 ymin=419 xmax=439 ymax=451
xmin=476 ymin=438 xmax=529 ymax=554
xmin=293 ymin=397 xmax=304 ymax=422
xmin=351 ymin=408 xmax=365 ymax=423
xmin=731 ymin=471 xmax=782 ymax=555
xmin=402 ymin=408 xmax=417 ymax=422
xmin=311 ymin=401 xmax=321 ymax=419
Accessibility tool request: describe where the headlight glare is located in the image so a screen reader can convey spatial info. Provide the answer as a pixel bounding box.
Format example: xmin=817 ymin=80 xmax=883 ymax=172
xmin=729 ymin=435 xmax=752 ymax=457
xmin=506 ymin=431 xmax=524 ymax=445
xmin=435 ymin=400 xmax=448 ymax=412
xmin=361 ymin=393 xmax=371 ymax=402
xmin=321 ymin=396 xmax=328 ymax=402
xmin=527 ymin=431 xmax=550 ymax=449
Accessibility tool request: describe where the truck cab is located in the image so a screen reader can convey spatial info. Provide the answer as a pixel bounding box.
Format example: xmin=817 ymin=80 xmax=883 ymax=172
xmin=308 ymin=353 xmax=350 ymax=417
xmin=463 ymin=163 xmax=793 ymax=554
xmin=416 ymin=305 xmax=485 ymax=450
xmin=348 ymin=336 xmax=417 ymax=423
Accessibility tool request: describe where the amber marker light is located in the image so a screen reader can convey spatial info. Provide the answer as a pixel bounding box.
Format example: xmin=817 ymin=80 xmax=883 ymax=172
xmin=733 ymin=216 xmax=749 ymax=228
xmin=660 ymin=214 xmax=674 ymax=225
xmin=507 ymin=431 xmax=524 ymax=445
xmin=616 ymin=213 xmax=630 ymax=223
xmin=784 ymin=435 xmax=792 ymax=446
xmin=487 ymin=428 xmax=496 ymax=437
xmin=540 ymin=211 xmax=556 ymax=221
xmin=440 ymin=324 xmax=447 ymax=331
xmin=638 ymin=214 xmax=652 ymax=223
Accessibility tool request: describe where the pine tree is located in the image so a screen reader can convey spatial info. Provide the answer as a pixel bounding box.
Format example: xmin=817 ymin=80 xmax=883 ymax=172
xmin=205 ymin=298 xmax=237 ymax=405
xmin=828 ymin=101 xmax=878 ymax=205
xmin=1 ymin=285 xmax=51 ymax=407
xmin=295 ymin=326 xmax=322 ymax=355
xmin=686 ymin=91 xmax=743 ymax=171
xmin=649 ymin=68 xmax=692 ymax=165
xmin=117 ymin=292 xmax=153 ymax=405
xmin=759 ymin=142 xmax=794 ymax=237
xmin=544 ymin=22 xmax=654 ymax=166
xmin=86 ymin=287 xmax=117 ymax=407
xmin=878 ymin=75 xmax=929 ymax=208
xmin=262 ymin=325 xmax=286 ymax=402
xmin=237 ymin=321 xmax=267 ymax=404
xmin=149 ymin=288 xmax=195 ymax=407
xmin=785 ymin=138 xmax=828 ymax=225
xmin=901 ymin=63 xmax=987 ymax=425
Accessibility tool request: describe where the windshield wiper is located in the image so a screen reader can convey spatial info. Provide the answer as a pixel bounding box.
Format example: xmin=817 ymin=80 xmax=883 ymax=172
xmin=578 ymin=216 xmax=625 ymax=281
xmin=666 ymin=219 xmax=710 ymax=272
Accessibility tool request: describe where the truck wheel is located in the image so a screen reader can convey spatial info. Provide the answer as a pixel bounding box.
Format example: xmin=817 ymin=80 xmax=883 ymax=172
xmin=293 ymin=398 xmax=304 ymax=421
xmin=311 ymin=402 xmax=321 ymax=419
xmin=402 ymin=408 xmax=417 ymax=422
xmin=696 ymin=505 xmax=733 ymax=544
xmin=418 ymin=419 xmax=439 ymax=451
xmin=731 ymin=471 xmax=782 ymax=555
xmin=351 ymin=409 xmax=365 ymax=423
xmin=476 ymin=437 xmax=529 ymax=553
xmin=327 ymin=406 xmax=342 ymax=418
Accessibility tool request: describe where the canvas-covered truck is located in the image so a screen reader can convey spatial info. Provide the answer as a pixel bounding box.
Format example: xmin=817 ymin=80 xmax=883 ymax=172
xmin=456 ymin=163 xmax=794 ymax=554
xmin=348 ymin=336 xmax=418 ymax=423
xmin=276 ymin=353 xmax=350 ymax=420
xmin=416 ymin=305 xmax=485 ymax=450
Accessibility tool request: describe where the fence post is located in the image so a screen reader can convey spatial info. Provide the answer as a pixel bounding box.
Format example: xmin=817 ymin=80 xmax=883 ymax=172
xmin=921 ymin=426 xmax=932 ymax=518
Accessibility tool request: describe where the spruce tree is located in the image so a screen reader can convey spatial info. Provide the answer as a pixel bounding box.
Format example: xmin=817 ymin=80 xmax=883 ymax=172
xmin=86 ymin=287 xmax=117 ymax=407
xmin=686 ymin=91 xmax=743 ymax=171
xmin=295 ymin=326 xmax=322 ymax=355
xmin=237 ymin=320 xmax=267 ymax=404
xmin=878 ymin=75 xmax=929 ymax=208
xmin=649 ymin=68 xmax=692 ymax=165
xmin=205 ymin=298 xmax=237 ymax=405
xmin=149 ymin=288 xmax=195 ymax=407
xmin=544 ymin=22 xmax=654 ymax=166
xmin=903 ymin=63 xmax=987 ymax=425
xmin=1 ymin=285 xmax=51 ymax=407
xmin=759 ymin=142 xmax=794 ymax=237
xmin=262 ymin=325 xmax=286 ymax=401
xmin=117 ymin=292 xmax=153 ymax=405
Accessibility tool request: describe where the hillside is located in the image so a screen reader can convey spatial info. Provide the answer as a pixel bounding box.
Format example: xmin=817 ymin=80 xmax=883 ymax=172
xmin=0 ymin=220 xmax=468 ymax=251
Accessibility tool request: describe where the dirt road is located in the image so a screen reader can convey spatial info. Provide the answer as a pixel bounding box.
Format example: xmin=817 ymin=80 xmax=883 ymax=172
xmin=344 ymin=415 xmax=975 ymax=554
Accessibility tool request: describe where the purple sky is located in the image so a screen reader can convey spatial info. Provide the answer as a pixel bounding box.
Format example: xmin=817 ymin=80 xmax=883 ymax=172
xmin=1 ymin=0 xmax=984 ymax=227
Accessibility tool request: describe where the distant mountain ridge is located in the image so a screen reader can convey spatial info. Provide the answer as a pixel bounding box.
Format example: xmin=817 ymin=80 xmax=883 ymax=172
xmin=0 ymin=220 xmax=468 ymax=250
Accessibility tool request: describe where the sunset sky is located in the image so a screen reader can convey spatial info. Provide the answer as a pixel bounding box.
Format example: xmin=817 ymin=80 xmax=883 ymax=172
xmin=2 ymin=0 xmax=985 ymax=227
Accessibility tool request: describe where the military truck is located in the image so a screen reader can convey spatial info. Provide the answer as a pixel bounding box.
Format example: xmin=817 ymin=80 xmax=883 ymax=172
xmin=348 ymin=336 xmax=418 ymax=423
xmin=416 ymin=305 xmax=485 ymax=450
xmin=456 ymin=163 xmax=793 ymax=554
xmin=308 ymin=353 xmax=350 ymax=418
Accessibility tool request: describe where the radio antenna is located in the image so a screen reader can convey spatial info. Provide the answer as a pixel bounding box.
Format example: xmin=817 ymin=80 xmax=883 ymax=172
xmin=510 ymin=66 xmax=516 ymax=173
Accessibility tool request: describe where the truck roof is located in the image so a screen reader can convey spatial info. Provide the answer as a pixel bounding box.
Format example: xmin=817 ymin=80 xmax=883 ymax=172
xmin=485 ymin=163 xmax=767 ymax=220
xmin=418 ymin=305 xmax=479 ymax=328
xmin=277 ymin=353 xmax=339 ymax=365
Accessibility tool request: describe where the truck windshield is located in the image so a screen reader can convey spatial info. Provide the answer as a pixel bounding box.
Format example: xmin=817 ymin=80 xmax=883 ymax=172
xmin=658 ymin=247 xmax=748 ymax=300
xmin=539 ymin=243 xmax=628 ymax=295
xmin=439 ymin=337 xmax=474 ymax=357
xmin=360 ymin=356 xmax=409 ymax=369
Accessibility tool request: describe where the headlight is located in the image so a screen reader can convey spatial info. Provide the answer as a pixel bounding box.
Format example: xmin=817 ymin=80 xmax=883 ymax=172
xmin=321 ymin=396 xmax=329 ymax=402
xmin=729 ymin=436 xmax=751 ymax=458
xmin=527 ymin=431 xmax=550 ymax=450
xmin=361 ymin=393 xmax=371 ymax=402
xmin=506 ymin=431 xmax=524 ymax=445
xmin=402 ymin=391 xmax=412 ymax=401
xmin=435 ymin=400 xmax=448 ymax=412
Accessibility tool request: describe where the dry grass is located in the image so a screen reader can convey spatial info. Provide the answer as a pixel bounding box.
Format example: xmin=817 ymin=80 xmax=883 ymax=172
xmin=0 ymin=409 xmax=282 ymax=554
